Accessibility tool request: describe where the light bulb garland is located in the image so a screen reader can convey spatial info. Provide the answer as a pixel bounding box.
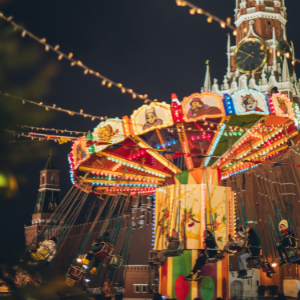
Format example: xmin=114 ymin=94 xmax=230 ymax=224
xmin=15 ymin=125 xmax=88 ymax=135
xmin=175 ymin=0 xmax=237 ymax=33
xmin=0 ymin=91 xmax=107 ymax=121
xmin=0 ymin=12 xmax=154 ymax=102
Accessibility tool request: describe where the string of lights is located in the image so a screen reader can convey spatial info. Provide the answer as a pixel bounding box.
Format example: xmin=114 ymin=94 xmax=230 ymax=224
xmin=273 ymin=48 xmax=300 ymax=65
xmin=7 ymin=131 xmax=77 ymax=142
xmin=0 ymin=12 xmax=155 ymax=102
xmin=8 ymin=130 xmax=297 ymax=169
xmin=0 ymin=91 xmax=107 ymax=121
xmin=175 ymin=0 xmax=237 ymax=33
xmin=15 ymin=125 xmax=89 ymax=135
xmin=176 ymin=2 xmax=300 ymax=65
xmin=1 ymin=88 xmax=296 ymax=134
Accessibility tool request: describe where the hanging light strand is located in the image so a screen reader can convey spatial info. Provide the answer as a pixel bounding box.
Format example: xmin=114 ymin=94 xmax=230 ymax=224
xmin=275 ymin=49 xmax=300 ymax=65
xmin=14 ymin=125 xmax=89 ymax=135
xmin=7 ymin=130 xmax=77 ymax=142
xmin=0 ymin=12 xmax=154 ymax=102
xmin=175 ymin=0 xmax=237 ymax=33
xmin=0 ymin=91 xmax=106 ymax=121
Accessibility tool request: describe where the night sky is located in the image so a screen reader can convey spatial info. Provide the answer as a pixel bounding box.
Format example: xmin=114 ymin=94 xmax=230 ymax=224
xmin=2 ymin=0 xmax=300 ymax=249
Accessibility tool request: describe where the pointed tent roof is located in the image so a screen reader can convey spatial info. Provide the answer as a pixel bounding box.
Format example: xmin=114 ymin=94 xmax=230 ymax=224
xmin=44 ymin=154 xmax=55 ymax=170
xmin=203 ymin=60 xmax=211 ymax=92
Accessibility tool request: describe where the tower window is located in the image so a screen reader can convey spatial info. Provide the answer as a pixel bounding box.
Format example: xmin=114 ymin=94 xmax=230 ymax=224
xmin=42 ymin=174 xmax=45 ymax=185
xmin=268 ymin=21 xmax=271 ymax=25
xmin=50 ymin=173 xmax=55 ymax=184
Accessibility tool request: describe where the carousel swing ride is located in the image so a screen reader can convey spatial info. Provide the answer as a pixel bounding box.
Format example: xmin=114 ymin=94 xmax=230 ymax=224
xmin=43 ymin=88 xmax=300 ymax=298
xmin=2 ymin=3 xmax=300 ymax=298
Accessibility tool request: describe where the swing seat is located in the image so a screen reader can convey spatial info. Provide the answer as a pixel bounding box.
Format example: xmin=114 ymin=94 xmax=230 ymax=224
xmin=285 ymin=248 xmax=300 ymax=262
xmin=206 ymin=257 xmax=219 ymax=263
xmin=30 ymin=246 xmax=51 ymax=261
xmin=165 ymin=242 xmax=184 ymax=257
xmin=246 ymin=246 xmax=263 ymax=262
xmin=204 ymin=249 xmax=224 ymax=263
xmin=66 ymin=265 xmax=84 ymax=282
xmin=148 ymin=250 xmax=163 ymax=265
xmin=280 ymin=236 xmax=298 ymax=248
xmin=65 ymin=277 xmax=76 ymax=287
xmin=105 ymin=255 xmax=124 ymax=271
xmin=260 ymin=262 xmax=275 ymax=273
xmin=93 ymin=242 xmax=114 ymax=261
xmin=228 ymin=245 xmax=243 ymax=253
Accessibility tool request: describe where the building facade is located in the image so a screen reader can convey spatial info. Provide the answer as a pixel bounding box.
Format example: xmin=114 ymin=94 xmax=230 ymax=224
xmin=202 ymin=0 xmax=299 ymax=106
xmin=25 ymin=154 xmax=61 ymax=246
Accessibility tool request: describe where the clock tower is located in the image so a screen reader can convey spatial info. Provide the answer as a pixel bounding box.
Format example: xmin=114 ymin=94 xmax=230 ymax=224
xmin=202 ymin=0 xmax=300 ymax=104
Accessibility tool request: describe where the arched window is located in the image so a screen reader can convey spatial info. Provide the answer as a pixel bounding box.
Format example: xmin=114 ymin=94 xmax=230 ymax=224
xmin=42 ymin=173 xmax=45 ymax=185
xmin=50 ymin=173 xmax=55 ymax=184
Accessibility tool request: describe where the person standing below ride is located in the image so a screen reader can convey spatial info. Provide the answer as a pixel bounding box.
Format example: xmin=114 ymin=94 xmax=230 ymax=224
xmin=277 ymin=220 xmax=296 ymax=266
xmin=270 ymin=86 xmax=279 ymax=95
xmin=238 ymin=228 xmax=259 ymax=278
xmin=184 ymin=230 xmax=217 ymax=281
xmin=154 ymin=229 xmax=180 ymax=266
xmin=103 ymin=278 xmax=114 ymax=297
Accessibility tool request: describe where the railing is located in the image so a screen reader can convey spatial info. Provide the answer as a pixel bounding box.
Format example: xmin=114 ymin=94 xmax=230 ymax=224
xmin=246 ymin=7 xmax=256 ymax=14
xmin=265 ymin=7 xmax=275 ymax=13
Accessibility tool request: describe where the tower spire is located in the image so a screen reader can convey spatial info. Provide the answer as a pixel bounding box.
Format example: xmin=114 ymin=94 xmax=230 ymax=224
xmin=203 ymin=60 xmax=211 ymax=92
xmin=282 ymin=56 xmax=289 ymax=82
xmin=227 ymin=34 xmax=231 ymax=78
xmin=44 ymin=153 xmax=55 ymax=170
xmin=25 ymin=154 xmax=61 ymax=246
xmin=272 ymin=27 xmax=277 ymax=72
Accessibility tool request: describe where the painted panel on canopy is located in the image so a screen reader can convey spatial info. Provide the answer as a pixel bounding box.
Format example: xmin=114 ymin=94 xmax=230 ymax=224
xmin=182 ymin=92 xmax=225 ymax=122
xmin=171 ymin=184 xmax=204 ymax=249
xmin=207 ymin=185 xmax=229 ymax=249
xmin=92 ymin=118 xmax=125 ymax=152
xmin=265 ymin=93 xmax=296 ymax=126
xmin=131 ymin=102 xmax=174 ymax=136
xmin=71 ymin=137 xmax=90 ymax=170
xmin=155 ymin=186 xmax=174 ymax=251
xmin=231 ymin=90 xmax=269 ymax=116
xmin=207 ymin=114 xmax=261 ymax=166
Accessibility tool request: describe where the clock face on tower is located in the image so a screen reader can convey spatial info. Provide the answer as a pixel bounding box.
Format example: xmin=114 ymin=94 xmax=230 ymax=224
xmin=234 ymin=38 xmax=267 ymax=74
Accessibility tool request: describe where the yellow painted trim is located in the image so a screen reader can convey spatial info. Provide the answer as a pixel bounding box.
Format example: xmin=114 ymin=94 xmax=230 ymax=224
xmin=84 ymin=178 xmax=163 ymax=186
xmin=217 ymin=260 xmax=223 ymax=298
xmin=200 ymin=116 xmax=230 ymax=169
xmin=79 ymin=167 xmax=166 ymax=181
xmin=97 ymin=151 xmax=171 ymax=178
xmin=167 ymin=257 xmax=173 ymax=297
xmin=191 ymin=250 xmax=198 ymax=299
xmin=176 ymin=122 xmax=194 ymax=171
xmin=129 ymin=136 xmax=182 ymax=174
